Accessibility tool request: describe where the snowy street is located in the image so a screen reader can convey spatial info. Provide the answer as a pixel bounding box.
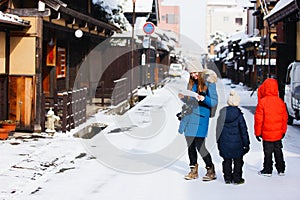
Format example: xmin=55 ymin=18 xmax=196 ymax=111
xmin=1 ymin=74 xmax=300 ymax=200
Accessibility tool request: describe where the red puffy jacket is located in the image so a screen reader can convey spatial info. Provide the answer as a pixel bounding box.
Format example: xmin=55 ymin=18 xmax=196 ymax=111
xmin=254 ymin=78 xmax=288 ymax=141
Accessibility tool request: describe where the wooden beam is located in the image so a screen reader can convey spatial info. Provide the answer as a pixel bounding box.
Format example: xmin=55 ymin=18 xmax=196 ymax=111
xmin=51 ymin=18 xmax=66 ymax=26
xmin=0 ymin=0 xmax=8 ymax=7
xmin=58 ymin=5 xmax=120 ymax=32
xmin=8 ymin=8 xmax=51 ymax=17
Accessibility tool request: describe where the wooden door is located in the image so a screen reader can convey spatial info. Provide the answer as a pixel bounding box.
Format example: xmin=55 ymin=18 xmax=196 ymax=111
xmin=9 ymin=76 xmax=35 ymax=131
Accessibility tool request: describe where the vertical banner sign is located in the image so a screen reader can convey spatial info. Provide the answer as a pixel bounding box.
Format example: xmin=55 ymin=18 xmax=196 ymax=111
xmin=141 ymin=53 xmax=146 ymax=65
xmin=46 ymin=38 xmax=56 ymax=66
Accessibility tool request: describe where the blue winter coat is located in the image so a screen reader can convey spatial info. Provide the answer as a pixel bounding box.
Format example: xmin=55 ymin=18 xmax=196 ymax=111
xmin=216 ymin=106 xmax=250 ymax=158
xmin=178 ymin=82 xmax=218 ymax=138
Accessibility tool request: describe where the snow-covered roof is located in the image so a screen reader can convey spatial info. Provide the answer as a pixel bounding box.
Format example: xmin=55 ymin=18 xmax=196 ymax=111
xmin=92 ymin=0 xmax=130 ymax=30
xmin=220 ymin=48 xmax=228 ymax=58
xmin=158 ymin=40 xmax=170 ymax=51
xmin=155 ymin=29 xmax=178 ymax=42
xmin=264 ymin=0 xmax=295 ymax=20
xmin=112 ymin=30 xmax=138 ymax=39
xmin=96 ymin=0 xmax=120 ymax=10
xmin=214 ymin=41 xmax=228 ymax=52
xmin=0 ymin=11 xmax=30 ymax=26
xmin=228 ymin=31 xmax=248 ymax=42
xmin=239 ymin=36 xmax=261 ymax=46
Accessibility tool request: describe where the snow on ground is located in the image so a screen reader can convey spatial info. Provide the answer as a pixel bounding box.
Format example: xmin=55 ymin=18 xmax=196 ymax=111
xmin=1 ymin=74 xmax=300 ymax=200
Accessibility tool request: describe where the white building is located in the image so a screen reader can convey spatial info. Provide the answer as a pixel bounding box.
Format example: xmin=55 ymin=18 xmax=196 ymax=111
xmin=206 ymin=0 xmax=248 ymax=47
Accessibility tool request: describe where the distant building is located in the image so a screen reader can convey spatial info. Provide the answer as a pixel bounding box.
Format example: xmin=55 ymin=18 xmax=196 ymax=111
xmin=156 ymin=0 xmax=180 ymax=64
xmin=206 ymin=0 xmax=247 ymax=48
xmin=157 ymin=0 xmax=180 ymax=35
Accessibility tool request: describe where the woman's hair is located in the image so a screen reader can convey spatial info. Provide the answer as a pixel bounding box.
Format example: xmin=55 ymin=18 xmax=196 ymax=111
xmin=188 ymin=72 xmax=207 ymax=93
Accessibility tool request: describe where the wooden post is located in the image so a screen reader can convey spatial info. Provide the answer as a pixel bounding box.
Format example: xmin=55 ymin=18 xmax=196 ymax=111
xmin=83 ymin=88 xmax=87 ymax=123
xmin=101 ymin=81 xmax=104 ymax=107
xmin=35 ymin=16 xmax=43 ymax=133
xmin=74 ymin=89 xmax=79 ymax=126
xmin=79 ymin=88 xmax=84 ymax=124
xmin=62 ymin=92 xmax=68 ymax=133
xmin=54 ymin=90 xmax=58 ymax=114
xmin=68 ymin=90 xmax=74 ymax=130
xmin=41 ymin=93 xmax=45 ymax=132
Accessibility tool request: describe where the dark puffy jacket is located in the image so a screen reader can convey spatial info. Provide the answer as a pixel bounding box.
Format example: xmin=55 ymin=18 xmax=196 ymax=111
xmin=216 ymin=106 xmax=250 ymax=158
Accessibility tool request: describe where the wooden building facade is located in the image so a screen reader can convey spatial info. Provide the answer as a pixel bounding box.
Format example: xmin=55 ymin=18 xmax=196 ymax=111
xmin=0 ymin=0 xmax=120 ymax=132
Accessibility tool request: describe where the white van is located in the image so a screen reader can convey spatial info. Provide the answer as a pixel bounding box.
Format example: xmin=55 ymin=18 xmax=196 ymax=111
xmin=169 ymin=63 xmax=183 ymax=77
xmin=284 ymin=61 xmax=300 ymax=125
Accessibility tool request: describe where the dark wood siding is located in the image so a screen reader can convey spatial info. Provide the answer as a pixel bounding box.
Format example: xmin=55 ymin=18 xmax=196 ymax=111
xmin=0 ymin=75 xmax=8 ymax=120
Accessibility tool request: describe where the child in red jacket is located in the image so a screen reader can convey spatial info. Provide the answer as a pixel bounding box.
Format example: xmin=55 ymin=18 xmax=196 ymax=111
xmin=254 ymin=78 xmax=288 ymax=176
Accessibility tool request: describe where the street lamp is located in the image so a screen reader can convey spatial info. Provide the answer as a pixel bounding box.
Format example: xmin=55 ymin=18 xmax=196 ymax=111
xmin=129 ymin=0 xmax=136 ymax=107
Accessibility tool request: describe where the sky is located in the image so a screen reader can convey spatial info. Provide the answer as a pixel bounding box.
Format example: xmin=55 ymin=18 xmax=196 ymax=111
xmin=163 ymin=0 xmax=207 ymax=49
xmin=1 ymin=71 xmax=300 ymax=199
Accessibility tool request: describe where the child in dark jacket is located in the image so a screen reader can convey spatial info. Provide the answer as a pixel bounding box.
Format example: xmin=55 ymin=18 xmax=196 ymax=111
xmin=216 ymin=90 xmax=250 ymax=184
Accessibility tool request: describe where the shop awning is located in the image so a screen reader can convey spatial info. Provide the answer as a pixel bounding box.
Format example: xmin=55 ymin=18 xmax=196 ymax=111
xmin=264 ymin=0 xmax=300 ymax=25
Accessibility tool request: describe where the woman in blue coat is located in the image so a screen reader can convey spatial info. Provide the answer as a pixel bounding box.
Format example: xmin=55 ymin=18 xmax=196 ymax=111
xmin=178 ymin=68 xmax=218 ymax=181
xmin=216 ymin=90 xmax=250 ymax=184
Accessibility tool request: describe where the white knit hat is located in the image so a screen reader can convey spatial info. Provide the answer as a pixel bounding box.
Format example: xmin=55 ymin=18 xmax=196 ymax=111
xmin=227 ymin=90 xmax=240 ymax=106
xmin=186 ymin=57 xmax=204 ymax=73
xmin=187 ymin=64 xmax=203 ymax=73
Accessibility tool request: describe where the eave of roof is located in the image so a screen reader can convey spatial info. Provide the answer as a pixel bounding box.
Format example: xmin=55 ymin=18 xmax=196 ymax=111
xmin=41 ymin=0 xmax=121 ymax=33
xmin=0 ymin=12 xmax=30 ymax=31
xmin=264 ymin=0 xmax=300 ymax=24
xmin=0 ymin=18 xmax=30 ymax=30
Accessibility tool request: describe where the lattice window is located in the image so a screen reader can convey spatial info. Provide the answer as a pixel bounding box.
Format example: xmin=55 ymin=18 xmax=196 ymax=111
xmin=56 ymin=47 xmax=66 ymax=79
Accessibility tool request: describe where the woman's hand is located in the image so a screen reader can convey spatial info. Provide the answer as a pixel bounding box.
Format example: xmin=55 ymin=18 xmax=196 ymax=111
xmin=197 ymin=94 xmax=205 ymax=101
xmin=178 ymin=93 xmax=184 ymax=99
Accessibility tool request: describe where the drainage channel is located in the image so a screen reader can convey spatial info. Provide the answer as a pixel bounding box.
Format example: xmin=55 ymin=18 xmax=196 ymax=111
xmin=73 ymin=123 xmax=107 ymax=139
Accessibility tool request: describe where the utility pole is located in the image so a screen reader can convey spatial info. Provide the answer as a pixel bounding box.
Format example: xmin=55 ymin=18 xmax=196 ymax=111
xmin=129 ymin=0 xmax=136 ymax=108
